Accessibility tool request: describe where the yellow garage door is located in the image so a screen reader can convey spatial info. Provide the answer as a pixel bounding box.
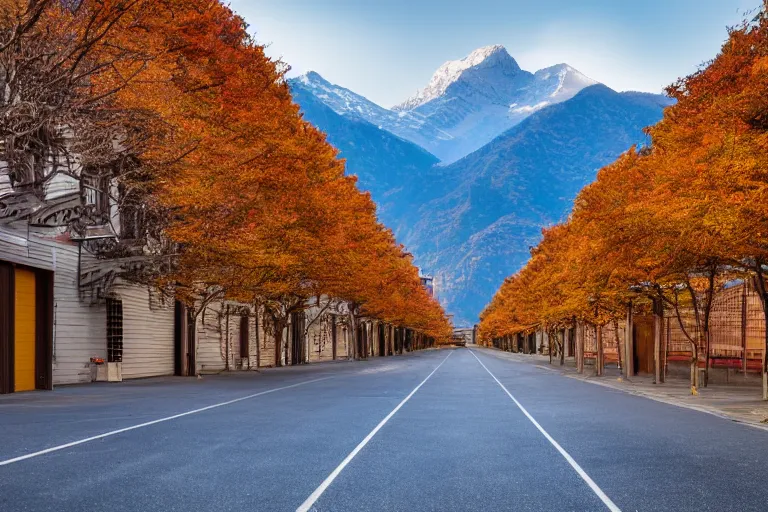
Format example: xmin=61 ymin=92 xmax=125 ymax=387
xmin=14 ymin=268 xmax=36 ymax=392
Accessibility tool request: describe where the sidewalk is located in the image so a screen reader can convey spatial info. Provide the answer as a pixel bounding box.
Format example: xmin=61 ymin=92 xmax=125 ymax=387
xmin=473 ymin=346 xmax=768 ymax=431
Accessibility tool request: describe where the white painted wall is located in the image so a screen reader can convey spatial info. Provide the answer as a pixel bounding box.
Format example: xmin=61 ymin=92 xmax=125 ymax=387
xmin=194 ymin=301 xmax=277 ymax=373
xmin=113 ymin=282 xmax=174 ymax=379
xmin=0 ymin=225 xmax=107 ymax=386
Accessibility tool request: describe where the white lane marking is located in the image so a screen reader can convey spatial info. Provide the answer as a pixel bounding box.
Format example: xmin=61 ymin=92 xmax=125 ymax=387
xmin=469 ymin=350 xmax=622 ymax=512
xmin=0 ymin=377 xmax=332 ymax=467
xmin=297 ymin=350 xmax=454 ymax=512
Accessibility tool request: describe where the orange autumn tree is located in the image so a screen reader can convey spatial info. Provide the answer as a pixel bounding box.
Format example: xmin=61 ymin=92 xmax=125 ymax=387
xmin=111 ymin=0 xmax=452 ymax=359
xmin=111 ymin=0 xmax=451 ymax=354
xmin=651 ymin=2 xmax=768 ymax=396
xmin=7 ymin=0 xmax=451 ymax=362
xmin=480 ymin=2 xmax=768 ymax=397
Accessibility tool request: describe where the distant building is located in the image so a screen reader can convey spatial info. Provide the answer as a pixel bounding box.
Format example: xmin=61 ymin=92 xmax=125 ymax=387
xmin=420 ymin=275 xmax=434 ymax=297
xmin=453 ymin=328 xmax=474 ymax=345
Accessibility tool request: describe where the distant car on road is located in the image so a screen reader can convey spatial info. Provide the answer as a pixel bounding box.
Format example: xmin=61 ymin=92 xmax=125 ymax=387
xmin=451 ymin=336 xmax=467 ymax=347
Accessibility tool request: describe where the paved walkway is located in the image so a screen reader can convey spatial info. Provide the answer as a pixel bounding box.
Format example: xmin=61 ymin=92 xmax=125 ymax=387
xmin=477 ymin=346 xmax=768 ymax=429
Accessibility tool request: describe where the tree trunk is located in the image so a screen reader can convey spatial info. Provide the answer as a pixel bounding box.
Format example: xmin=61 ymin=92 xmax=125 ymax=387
xmin=653 ymin=298 xmax=662 ymax=385
xmin=596 ymin=324 xmax=604 ymax=377
xmin=576 ymin=323 xmax=584 ymax=374
xmin=753 ymin=266 xmax=768 ymax=400
xmin=690 ymin=355 xmax=698 ymax=394
xmin=764 ymin=298 xmax=768 ymax=400
xmin=254 ymin=306 xmax=261 ymax=369
xmin=625 ymin=302 xmax=634 ymax=378
xmin=759 ymin=281 xmax=768 ymax=400
xmin=273 ymin=317 xmax=286 ymax=367
xmin=548 ymin=329 xmax=553 ymax=364
xmin=347 ymin=309 xmax=359 ymax=360
xmin=703 ymin=328 xmax=710 ymax=388
xmin=613 ymin=320 xmax=622 ymax=371
xmin=560 ymin=330 xmax=565 ymax=366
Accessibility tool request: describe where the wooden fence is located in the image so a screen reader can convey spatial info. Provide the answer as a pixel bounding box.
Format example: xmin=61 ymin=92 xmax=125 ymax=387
xmin=495 ymin=282 xmax=766 ymax=375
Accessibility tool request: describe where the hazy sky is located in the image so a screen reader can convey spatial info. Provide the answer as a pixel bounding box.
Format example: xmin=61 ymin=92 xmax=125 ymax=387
xmin=232 ymin=0 xmax=758 ymax=108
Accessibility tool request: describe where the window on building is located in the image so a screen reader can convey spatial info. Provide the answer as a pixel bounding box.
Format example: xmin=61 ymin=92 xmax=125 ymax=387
xmin=118 ymin=180 xmax=146 ymax=241
xmin=106 ymin=297 xmax=123 ymax=363
xmin=82 ymin=174 xmax=110 ymax=217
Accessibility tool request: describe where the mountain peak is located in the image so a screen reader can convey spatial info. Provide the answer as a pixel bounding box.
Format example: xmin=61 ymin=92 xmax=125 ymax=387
xmin=393 ymin=44 xmax=520 ymax=111
xmin=463 ymin=44 xmax=513 ymax=66
xmin=297 ymin=70 xmax=327 ymax=85
xmin=530 ymin=63 xmax=599 ymax=103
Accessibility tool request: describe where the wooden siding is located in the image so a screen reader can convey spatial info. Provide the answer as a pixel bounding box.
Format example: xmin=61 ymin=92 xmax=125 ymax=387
xmin=49 ymin=242 xmax=106 ymax=386
xmin=306 ymin=305 xmax=336 ymax=363
xmin=2 ymin=221 xmax=364 ymax=384
xmin=196 ymin=301 xmax=226 ymax=373
xmin=256 ymin=307 xmax=277 ymax=368
xmin=194 ymin=301 xmax=270 ymax=372
xmin=113 ymin=282 xmax=175 ymax=379
xmin=0 ymin=225 xmax=106 ymax=386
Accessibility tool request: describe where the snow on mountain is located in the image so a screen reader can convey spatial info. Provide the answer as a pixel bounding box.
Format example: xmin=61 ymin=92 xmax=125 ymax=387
xmin=534 ymin=64 xmax=598 ymax=102
xmin=290 ymin=46 xmax=601 ymax=164
xmin=392 ymin=46 xmax=603 ymax=163
xmin=507 ymin=64 xmax=599 ymax=116
xmin=393 ymin=44 xmax=522 ymax=111
xmin=296 ymin=71 xmax=388 ymax=122
xmin=402 ymin=85 xmax=671 ymax=325
xmin=290 ymin=72 xmax=452 ymax=152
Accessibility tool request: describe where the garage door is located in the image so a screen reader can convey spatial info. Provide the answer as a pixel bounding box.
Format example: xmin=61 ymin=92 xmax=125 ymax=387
xmin=14 ymin=268 xmax=36 ymax=392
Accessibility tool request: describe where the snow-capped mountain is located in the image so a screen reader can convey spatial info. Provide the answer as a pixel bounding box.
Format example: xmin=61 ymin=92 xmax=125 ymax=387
xmin=394 ymin=46 xmax=599 ymax=162
xmin=287 ymin=49 xmax=673 ymax=325
xmin=402 ymin=85 xmax=673 ymax=325
xmin=393 ymin=44 xmax=524 ymax=111
xmin=531 ymin=64 xmax=598 ymax=104
xmin=291 ymin=45 xmax=599 ymax=164
xmin=290 ymin=71 xmax=452 ymax=153
xmin=290 ymin=81 xmax=441 ymax=232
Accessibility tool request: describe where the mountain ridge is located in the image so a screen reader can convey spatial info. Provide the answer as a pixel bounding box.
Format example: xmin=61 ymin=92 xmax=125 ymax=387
xmin=392 ymin=44 xmax=524 ymax=111
xmin=288 ymin=54 xmax=673 ymax=326
xmin=402 ymin=84 xmax=673 ymax=325
xmin=290 ymin=44 xmax=601 ymax=163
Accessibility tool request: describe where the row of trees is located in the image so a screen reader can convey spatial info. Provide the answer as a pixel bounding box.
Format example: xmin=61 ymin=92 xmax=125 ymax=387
xmin=0 ymin=0 xmax=451 ymax=358
xmin=478 ymin=2 xmax=768 ymax=398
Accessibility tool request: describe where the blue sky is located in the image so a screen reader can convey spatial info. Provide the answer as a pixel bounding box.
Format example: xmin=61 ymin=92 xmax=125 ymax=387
xmin=231 ymin=0 xmax=759 ymax=107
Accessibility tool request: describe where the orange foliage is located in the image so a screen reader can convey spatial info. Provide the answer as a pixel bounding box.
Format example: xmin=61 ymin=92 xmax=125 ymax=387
xmin=15 ymin=1 xmax=451 ymax=341
xmin=479 ymin=3 xmax=768 ymax=391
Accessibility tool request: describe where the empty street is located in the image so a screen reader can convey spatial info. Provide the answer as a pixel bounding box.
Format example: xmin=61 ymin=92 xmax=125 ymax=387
xmin=2 ymin=348 xmax=767 ymax=512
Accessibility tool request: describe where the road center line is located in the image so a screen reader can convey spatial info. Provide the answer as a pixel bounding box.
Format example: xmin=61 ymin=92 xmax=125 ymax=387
xmin=0 ymin=376 xmax=333 ymax=467
xmin=297 ymin=350 xmax=454 ymax=512
xmin=469 ymin=350 xmax=622 ymax=512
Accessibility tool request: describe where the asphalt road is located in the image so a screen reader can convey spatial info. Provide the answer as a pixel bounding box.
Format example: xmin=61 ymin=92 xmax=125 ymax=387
xmin=1 ymin=348 xmax=767 ymax=511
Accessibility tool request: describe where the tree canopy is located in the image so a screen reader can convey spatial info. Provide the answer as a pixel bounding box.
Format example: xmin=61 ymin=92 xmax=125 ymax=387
xmin=0 ymin=0 xmax=451 ymax=342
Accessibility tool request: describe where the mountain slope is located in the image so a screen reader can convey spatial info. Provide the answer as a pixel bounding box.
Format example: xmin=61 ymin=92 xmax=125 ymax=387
xmin=291 ymin=46 xmax=598 ymax=164
xmin=290 ymin=72 xmax=452 ymax=158
xmin=394 ymin=45 xmax=531 ymax=111
xmin=290 ymin=81 xmax=441 ymax=233
xmin=403 ymin=85 xmax=674 ymax=325
xmin=394 ymin=46 xmax=599 ymax=162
